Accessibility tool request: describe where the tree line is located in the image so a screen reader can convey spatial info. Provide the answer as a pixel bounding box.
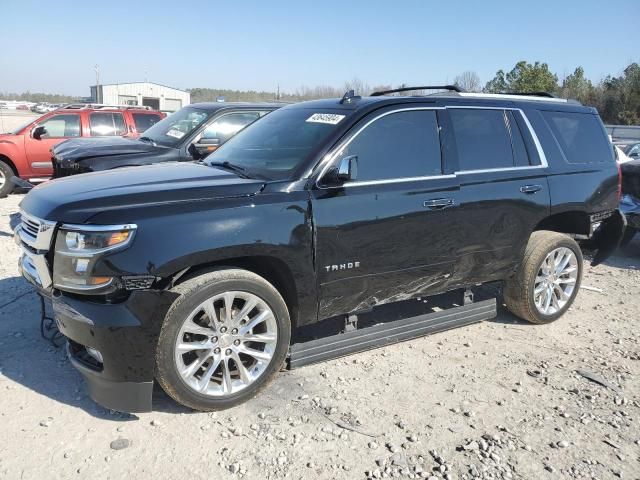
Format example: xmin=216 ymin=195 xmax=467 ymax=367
xmin=3 ymin=61 xmax=639 ymax=125
xmin=456 ymin=61 xmax=640 ymax=125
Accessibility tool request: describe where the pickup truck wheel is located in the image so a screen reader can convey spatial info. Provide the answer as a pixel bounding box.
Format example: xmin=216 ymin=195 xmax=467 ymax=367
xmin=156 ymin=268 xmax=291 ymax=411
xmin=0 ymin=160 xmax=15 ymax=197
xmin=504 ymin=231 xmax=583 ymax=324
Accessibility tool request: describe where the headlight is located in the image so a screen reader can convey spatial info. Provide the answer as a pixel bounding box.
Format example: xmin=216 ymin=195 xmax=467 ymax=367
xmin=53 ymin=224 xmax=137 ymax=293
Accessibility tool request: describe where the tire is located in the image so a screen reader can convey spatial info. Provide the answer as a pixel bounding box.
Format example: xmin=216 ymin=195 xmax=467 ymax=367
xmin=504 ymin=231 xmax=583 ymax=324
xmin=620 ymin=227 xmax=636 ymax=247
xmin=156 ymin=268 xmax=291 ymax=411
xmin=0 ymin=160 xmax=15 ymax=198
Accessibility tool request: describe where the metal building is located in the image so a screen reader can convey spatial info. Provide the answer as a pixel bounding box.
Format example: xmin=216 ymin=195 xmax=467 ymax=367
xmin=90 ymin=82 xmax=190 ymax=112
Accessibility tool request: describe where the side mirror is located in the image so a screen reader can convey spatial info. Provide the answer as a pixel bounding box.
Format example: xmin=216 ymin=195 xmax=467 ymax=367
xmin=324 ymin=155 xmax=358 ymax=185
xmin=193 ymin=138 xmax=221 ymax=158
xmin=32 ymin=125 xmax=47 ymax=140
xmin=337 ymin=155 xmax=358 ymax=182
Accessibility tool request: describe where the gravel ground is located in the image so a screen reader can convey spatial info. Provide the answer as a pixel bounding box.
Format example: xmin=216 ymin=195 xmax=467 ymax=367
xmin=0 ymin=191 xmax=639 ymax=480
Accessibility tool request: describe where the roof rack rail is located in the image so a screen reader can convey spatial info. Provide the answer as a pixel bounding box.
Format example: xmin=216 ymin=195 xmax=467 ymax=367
xmin=457 ymin=92 xmax=573 ymax=104
xmin=499 ymin=91 xmax=556 ymax=98
xmin=371 ymin=85 xmax=464 ymax=96
xmin=61 ymin=103 xmax=154 ymax=111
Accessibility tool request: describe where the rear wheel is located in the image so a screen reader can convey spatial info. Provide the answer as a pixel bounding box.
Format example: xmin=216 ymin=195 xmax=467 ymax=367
xmin=0 ymin=160 xmax=15 ymax=197
xmin=504 ymin=231 xmax=583 ymax=324
xmin=156 ymin=268 xmax=291 ymax=411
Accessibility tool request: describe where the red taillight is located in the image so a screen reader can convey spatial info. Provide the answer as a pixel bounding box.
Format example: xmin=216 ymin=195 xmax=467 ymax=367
xmin=617 ymin=163 xmax=622 ymax=201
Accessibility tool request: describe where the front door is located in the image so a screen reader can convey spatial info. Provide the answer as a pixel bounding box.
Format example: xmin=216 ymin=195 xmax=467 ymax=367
xmin=25 ymin=112 xmax=82 ymax=177
xmin=311 ymin=108 xmax=461 ymax=320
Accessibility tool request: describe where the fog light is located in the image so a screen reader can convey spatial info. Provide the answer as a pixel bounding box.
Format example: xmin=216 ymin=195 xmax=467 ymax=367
xmin=86 ymin=347 xmax=103 ymax=364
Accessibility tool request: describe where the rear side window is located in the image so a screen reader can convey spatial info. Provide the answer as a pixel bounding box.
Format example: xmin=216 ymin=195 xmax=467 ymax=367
xmin=133 ymin=113 xmax=161 ymax=133
xmin=341 ymin=110 xmax=442 ymax=181
xmin=542 ymin=111 xmax=613 ymax=164
xmin=506 ymin=111 xmax=531 ymax=167
xmin=90 ymin=112 xmax=126 ymax=136
xmin=449 ymin=109 xmax=514 ymax=171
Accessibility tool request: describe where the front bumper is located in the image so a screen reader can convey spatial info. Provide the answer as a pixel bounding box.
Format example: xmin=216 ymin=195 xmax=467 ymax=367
xmin=52 ymin=289 xmax=177 ymax=412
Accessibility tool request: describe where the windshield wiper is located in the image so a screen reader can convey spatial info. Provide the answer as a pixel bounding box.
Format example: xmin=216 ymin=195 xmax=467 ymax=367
xmin=138 ymin=136 xmax=157 ymax=146
xmin=209 ymin=161 xmax=251 ymax=178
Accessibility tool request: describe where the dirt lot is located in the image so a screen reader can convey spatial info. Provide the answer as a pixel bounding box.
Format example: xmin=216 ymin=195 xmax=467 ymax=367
xmin=0 ymin=191 xmax=639 ymax=480
xmin=0 ymin=111 xmax=39 ymax=133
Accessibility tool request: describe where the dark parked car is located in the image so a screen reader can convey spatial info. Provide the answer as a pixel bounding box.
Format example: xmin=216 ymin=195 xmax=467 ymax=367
xmin=51 ymin=103 xmax=281 ymax=177
xmin=16 ymin=87 xmax=624 ymax=413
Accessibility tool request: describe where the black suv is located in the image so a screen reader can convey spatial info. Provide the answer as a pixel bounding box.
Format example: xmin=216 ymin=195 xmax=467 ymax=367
xmin=50 ymin=102 xmax=281 ymax=177
xmin=16 ymin=86 xmax=624 ymax=413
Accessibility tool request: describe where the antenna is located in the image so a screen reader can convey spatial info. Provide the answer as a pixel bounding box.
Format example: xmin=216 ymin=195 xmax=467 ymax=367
xmin=339 ymin=89 xmax=361 ymax=104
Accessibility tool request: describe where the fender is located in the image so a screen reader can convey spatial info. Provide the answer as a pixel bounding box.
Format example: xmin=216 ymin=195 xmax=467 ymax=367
xmin=90 ymin=191 xmax=319 ymax=325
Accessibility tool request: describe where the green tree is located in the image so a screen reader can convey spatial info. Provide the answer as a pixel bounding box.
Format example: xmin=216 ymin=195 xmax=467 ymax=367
xmin=484 ymin=61 xmax=558 ymax=94
xmin=558 ymin=67 xmax=594 ymax=103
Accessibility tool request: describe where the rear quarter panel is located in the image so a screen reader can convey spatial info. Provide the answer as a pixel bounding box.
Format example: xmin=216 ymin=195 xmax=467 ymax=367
xmin=525 ymin=108 xmax=619 ymax=221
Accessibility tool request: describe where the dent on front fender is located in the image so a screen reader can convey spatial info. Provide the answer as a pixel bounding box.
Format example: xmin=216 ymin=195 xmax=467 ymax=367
xmin=590 ymin=210 xmax=626 ymax=266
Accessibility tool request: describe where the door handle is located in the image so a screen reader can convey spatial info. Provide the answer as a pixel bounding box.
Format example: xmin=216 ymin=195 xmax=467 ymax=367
xmin=520 ymin=184 xmax=542 ymax=194
xmin=423 ymin=198 xmax=454 ymax=209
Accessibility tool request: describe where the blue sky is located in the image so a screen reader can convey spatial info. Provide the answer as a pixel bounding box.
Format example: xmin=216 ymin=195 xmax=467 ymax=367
xmin=1 ymin=0 xmax=638 ymax=96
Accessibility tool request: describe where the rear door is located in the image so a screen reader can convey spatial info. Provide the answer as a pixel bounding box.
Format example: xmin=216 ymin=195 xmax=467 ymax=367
xmin=88 ymin=111 xmax=128 ymax=138
xmin=311 ymin=107 xmax=462 ymax=319
xmin=443 ymin=106 xmax=551 ymax=286
xmin=25 ymin=112 xmax=82 ymax=176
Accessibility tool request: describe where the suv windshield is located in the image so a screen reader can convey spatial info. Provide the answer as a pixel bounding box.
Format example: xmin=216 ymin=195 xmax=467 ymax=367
xmin=140 ymin=107 xmax=210 ymax=147
xmin=206 ymin=107 xmax=346 ymax=180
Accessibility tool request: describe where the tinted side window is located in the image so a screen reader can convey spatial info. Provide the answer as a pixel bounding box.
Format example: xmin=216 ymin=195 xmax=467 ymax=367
xmin=450 ymin=109 xmax=513 ymax=170
xmin=542 ymin=111 xmax=613 ymax=164
xmin=202 ymin=112 xmax=262 ymax=143
xmin=90 ymin=112 xmax=126 ymax=136
xmin=506 ymin=111 xmax=530 ymax=167
xmin=38 ymin=114 xmax=81 ymax=138
xmin=342 ymin=110 xmax=441 ymax=181
xmin=133 ymin=113 xmax=161 ymax=133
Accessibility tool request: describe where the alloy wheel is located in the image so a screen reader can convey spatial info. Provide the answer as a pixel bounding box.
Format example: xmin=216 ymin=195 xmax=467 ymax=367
xmin=533 ymin=247 xmax=578 ymax=315
xmin=174 ymin=291 xmax=278 ymax=396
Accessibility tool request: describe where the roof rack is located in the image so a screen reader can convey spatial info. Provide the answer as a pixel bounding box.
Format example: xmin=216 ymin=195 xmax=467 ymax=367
xmin=457 ymin=92 xmax=573 ymax=104
xmin=60 ymin=103 xmax=154 ymax=111
xmin=371 ymin=85 xmax=464 ymax=96
xmin=499 ymin=91 xmax=555 ymax=98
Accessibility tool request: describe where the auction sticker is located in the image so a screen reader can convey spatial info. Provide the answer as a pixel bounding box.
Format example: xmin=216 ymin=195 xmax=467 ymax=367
xmin=306 ymin=113 xmax=345 ymax=125
xmin=166 ymin=129 xmax=185 ymax=139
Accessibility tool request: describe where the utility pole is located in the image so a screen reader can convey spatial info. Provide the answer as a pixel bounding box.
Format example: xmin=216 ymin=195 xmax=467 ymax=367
xmin=94 ymin=64 xmax=101 ymax=103
xmin=276 ymin=84 xmax=280 ymax=101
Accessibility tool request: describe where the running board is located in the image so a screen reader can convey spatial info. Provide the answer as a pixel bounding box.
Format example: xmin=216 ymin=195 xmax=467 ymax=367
xmin=288 ymin=298 xmax=496 ymax=369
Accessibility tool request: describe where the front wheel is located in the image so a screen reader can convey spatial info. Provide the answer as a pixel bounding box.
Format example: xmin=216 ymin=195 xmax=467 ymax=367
xmin=504 ymin=231 xmax=583 ymax=324
xmin=0 ymin=160 xmax=15 ymax=198
xmin=155 ymin=268 xmax=291 ymax=411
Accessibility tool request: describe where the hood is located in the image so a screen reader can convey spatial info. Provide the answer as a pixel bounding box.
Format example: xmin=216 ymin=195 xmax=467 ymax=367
xmin=52 ymin=137 xmax=166 ymax=166
xmin=20 ymin=161 xmax=265 ymax=223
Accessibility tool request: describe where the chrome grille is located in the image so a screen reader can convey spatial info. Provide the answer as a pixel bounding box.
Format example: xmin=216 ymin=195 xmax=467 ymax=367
xmin=21 ymin=216 xmax=40 ymax=241
xmin=16 ymin=211 xmax=57 ymax=290
xmin=18 ymin=211 xmax=56 ymax=251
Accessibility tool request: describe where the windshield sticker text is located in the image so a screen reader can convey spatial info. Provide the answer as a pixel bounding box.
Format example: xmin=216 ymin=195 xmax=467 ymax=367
xmin=306 ymin=113 xmax=346 ymax=125
xmin=166 ymin=129 xmax=185 ymax=139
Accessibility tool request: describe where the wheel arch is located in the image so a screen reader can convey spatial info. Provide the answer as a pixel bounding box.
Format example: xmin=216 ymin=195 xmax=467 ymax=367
xmin=533 ymin=210 xmax=591 ymax=236
xmin=0 ymin=154 xmax=18 ymax=175
xmin=171 ymin=255 xmax=301 ymax=329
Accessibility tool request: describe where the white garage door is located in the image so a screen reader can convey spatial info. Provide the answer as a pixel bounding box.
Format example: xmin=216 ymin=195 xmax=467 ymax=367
xmin=164 ymin=98 xmax=182 ymax=112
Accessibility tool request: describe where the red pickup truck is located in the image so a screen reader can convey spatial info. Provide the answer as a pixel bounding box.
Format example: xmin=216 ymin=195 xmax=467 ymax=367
xmin=0 ymin=104 xmax=165 ymax=197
